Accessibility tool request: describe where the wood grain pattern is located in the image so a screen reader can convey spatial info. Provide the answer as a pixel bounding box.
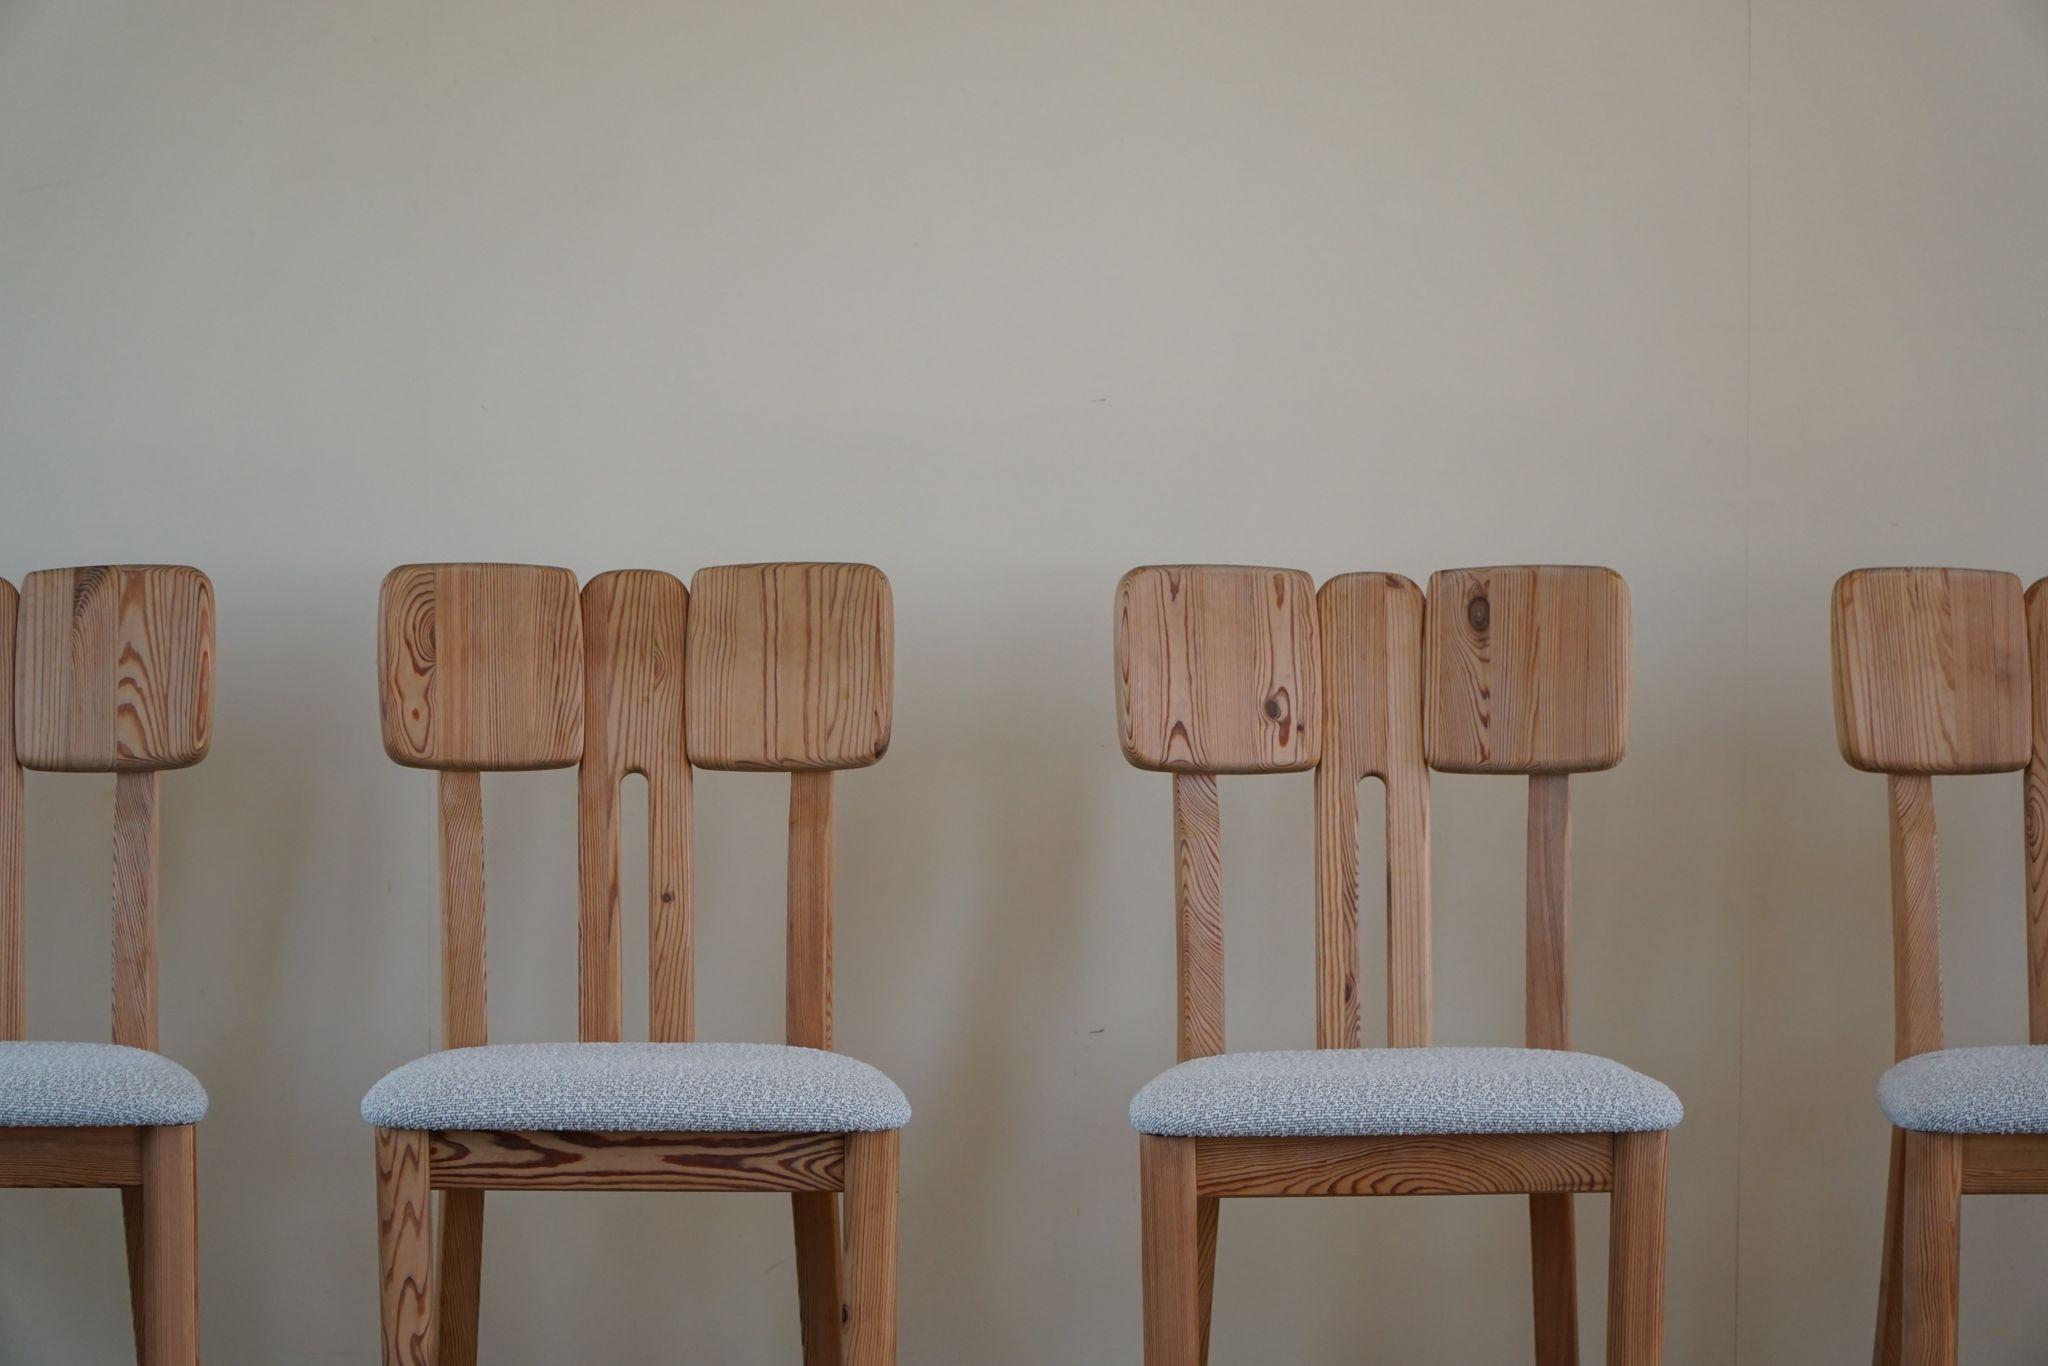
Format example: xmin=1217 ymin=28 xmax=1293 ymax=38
xmin=841 ymin=1129 xmax=900 ymax=1366
xmin=1832 ymin=568 xmax=2030 ymax=775
xmin=0 ymin=578 xmax=22 ymax=1039
xmin=376 ymin=1127 xmax=433 ymax=1366
xmin=427 ymin=1129 xmax=848 ymax=1193
xmin=1424 ymin=566 xmax=1630 ymax=775
xmin=685 ymin=563 xmax=892 ymax=771
xmin=578 ymin=570 xmax=692 ymax=1044
xmin=1141 ymin=1135 xmax=1202 ymax=1366
xmin=1530 ymin=1192 xmax=1580 ymax=1366
xmin=1606 ymin=1130 xmax=1668 ymax=1366
xmin=1314 ymin=573 xmax=1430 ymax=1049
xmin=438 ymin=771 xmax=487 ymax=1049
xmin=14 ymin=566 xmax=214 ymax=773
xmin=112 ymin=770 xmax=160 ymax=1050
xmin=1900 ymin=1131 xmax=1960 ymax=1366
xmin=1958 ymin=1132 xmax=2048 ymax=1193
xmin=140 ymin=1123 xmax=198 ymax=1366
xmin=1888 ymin=774 xmax=1942 ymax=1061
xmin=2026 ymin=580 xmax=2048 ymax=1043
xmin=1194 ymin=1133 xmax=1614 ymax=1198
xmin=379 ymin=564 xmax=584 ymax=771
xmin=0 ymin=1125 xmax=145 ymax=1186
xmin=1173 ymin=772 xmax=1224 ymax=1062
xmin=1116 ymin=566 xmax=1321 ymax=775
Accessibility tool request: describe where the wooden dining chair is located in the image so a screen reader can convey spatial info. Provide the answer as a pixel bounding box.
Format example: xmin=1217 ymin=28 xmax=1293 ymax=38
xmin=1120 ymin=564 xmax=1678 ymax=1366
xmin=1830 ymin=566 xmax=2045 ymax=1366
xmin=367 ymin=562 xmax=903 ymax=1366
xmin=0 ymin=565 xmax=214 ymax=1366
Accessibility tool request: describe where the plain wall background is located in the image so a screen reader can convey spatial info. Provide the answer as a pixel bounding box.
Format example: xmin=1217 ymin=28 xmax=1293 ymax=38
xmin=0 ymin=0 xmax=2043 ymax=1360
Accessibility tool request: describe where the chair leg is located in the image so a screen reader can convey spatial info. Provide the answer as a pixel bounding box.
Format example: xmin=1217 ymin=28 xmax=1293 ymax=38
xmin=1606 ymin=1131 xmax=1668 ymax=1366
xmin=1141 ymin=1135 xmax=1200 ymax=1366
xmin=139 ymin=1125 xmax=198 ymax=1366
xmin=1900 ymin=1131 xmax=1960 ymax=1366
xmin=376 ymin=1128 xmax=434 ymax=1366
xmin=1873 ymin=1128 xmax=1906 ymax=1366
xmin=842 ymin=1130 xmax=900 ymax=1366
xmin=791 ymin=1191 xmax=844 ymax=1366
xmin=1529 ymin=1192 xmax=1579 ymax=1364
xmin=436 ymin=1190 xmax=484 ymax=1366
xmin=1195 ymin=1196 xmax=1219 ymax=1366
xmin=123 ymin=1185 xmax=149 ymax=1361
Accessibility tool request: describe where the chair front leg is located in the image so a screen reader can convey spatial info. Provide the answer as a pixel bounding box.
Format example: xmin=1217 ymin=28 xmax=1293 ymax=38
xmin=1606 ymin=1131 xmax=1668 ymax=1366
xmin=436 ymin=1189 xmax=484 ymax=1366
xmin=140 ymin=1124 xmax=199 ymax=1366
xmin=1140 ymin=1135 xmax=1200 ymax=1366
xmin=791 ymin=1190 xmax=844 ymax=1365
xmin=1530 ymin=1192 xmax=1579 ymax=1364
xmin=376 ymin=1128 xmax=434 ymax=1366
xmin=1900 ymin=1131 xmax=1960 ymax=1366
xmin=842 ymin=1130 xmax=900 ymax=1366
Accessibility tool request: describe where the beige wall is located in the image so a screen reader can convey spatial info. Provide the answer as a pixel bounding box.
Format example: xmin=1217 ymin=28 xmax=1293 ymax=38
xmin=0 ymin=0 xmax=2041 ymax=1360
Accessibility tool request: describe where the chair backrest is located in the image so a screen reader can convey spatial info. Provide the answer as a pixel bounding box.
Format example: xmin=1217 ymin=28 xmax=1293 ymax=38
xmin=1829 ymin=567 xmax=2033 ymax=1060
xmin=376 ymin=561 xmax=892 ymax=1052
xmin=0 ymin=565 xmax=216 ymax=1048
xmin=1116 ymin=563 xmax=1631 ymax=1061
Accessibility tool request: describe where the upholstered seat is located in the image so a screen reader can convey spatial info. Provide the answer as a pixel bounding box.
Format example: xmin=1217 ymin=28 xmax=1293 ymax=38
xmin=1129 ymin=1046 xmax=1682 ymax=1138
xmin=0 ymin=1041 xmax=210 ymax=1127
xmin=361 ymin=1041 xmax=911 ymax=1133
xmin=1879 ymin=1045 xmax=2048 ymax=1134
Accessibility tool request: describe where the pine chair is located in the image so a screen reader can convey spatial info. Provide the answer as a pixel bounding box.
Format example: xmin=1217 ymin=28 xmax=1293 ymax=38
xmin=366 ymin=562 xmax=904 ymax=1366
xmin=1119 ymin=564 xmax=1678 ymax=1366
xmin=1830 ymin=566 xmax=2048 ymax=1365
xmin=0 ymin=565 xmax=214 ymax=1366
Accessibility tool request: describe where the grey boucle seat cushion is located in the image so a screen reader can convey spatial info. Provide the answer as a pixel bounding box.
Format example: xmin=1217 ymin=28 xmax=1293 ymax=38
xmin=1880 ymin=1045 xmax=2048 ymax=1134
xmin=1129 ymin=1046 xmax=1682 ymax=1138
xmin=0 ymin=1042 xmax=209 ymax=1127
xmin=362 ymin=1041 xmax=911 ymax=1133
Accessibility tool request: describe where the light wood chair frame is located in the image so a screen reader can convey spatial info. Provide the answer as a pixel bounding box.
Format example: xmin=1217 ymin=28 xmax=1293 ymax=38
xmin=1831 ymin=567 xmax=2048 ymax=1366
xmin=372 ymin=562 xmax=898 ymax=1366
xmin=1120 ymin=564 xmax=1668 ymax=1366
xmin=0 ymin=565 xmax=214 ymax=1366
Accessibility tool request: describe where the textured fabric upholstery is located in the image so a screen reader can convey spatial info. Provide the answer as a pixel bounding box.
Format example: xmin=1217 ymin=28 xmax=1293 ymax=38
xmin=1129 ymin=1046 xmax=1682 ymax=1138
xmin=362 ymin=1041 xmax=911 ymax=1133
xmin=0 ymin=1042 xmax=209 ymax=1127
xmin=1880 ymin=1045 xmax=2048 ymax=1134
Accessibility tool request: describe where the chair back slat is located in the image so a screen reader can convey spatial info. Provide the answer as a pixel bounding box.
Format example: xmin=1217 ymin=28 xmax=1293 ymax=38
xmin=686 ymin=564 xmax=895 ymax=1051
xmin=1423 ymin=566 xmax=1633 ymax=1059
xmin=0 ymin=579 xmax=21 ymax=1040
xmin=578 ymin=571 xmax=692 ymax=1044
xmin=5 ymin=566 xmax=213 ymax=1048
xmin=1314 ymin=573 xmax=1428 ymax=1049
xmin=1116 ymin=566 xmax=1321 ymax=776
xmin=1116 ymin=566 xmax=1321 ymax=1058
xmin=1832 ymin=567 xmax=2029 ymax=776
xmin=15 ymin=566 xmax=214 ymax=774
xmin=2028 ymin=582 xmax=2048 ymax=1044
xmin=685 ymin=563 xmax=892 ymax=773
xmin=379 ymin=564 xmax=584 ymax=773
xmin=1831 ymin=568 xmax=2034 ymax=1062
